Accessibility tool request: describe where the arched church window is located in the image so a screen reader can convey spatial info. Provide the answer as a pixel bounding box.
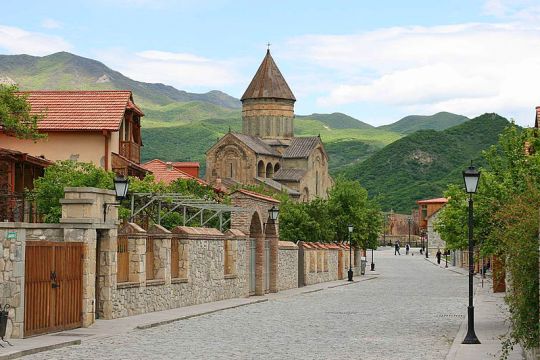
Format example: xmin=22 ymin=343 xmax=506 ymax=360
xmin=316 ymin=171 xmax=319 ymax=196
xmin=274 ymin=163 xmax=281 ymax=174
xmin=266 ymin=163 xmax=274 ymax=178
xmin=257 ymin=160 xmax=265 ymax=178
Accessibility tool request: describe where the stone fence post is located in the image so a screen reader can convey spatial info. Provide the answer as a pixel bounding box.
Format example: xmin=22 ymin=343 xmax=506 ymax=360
xmin=147 ymin=224 xmax=172 ymax=284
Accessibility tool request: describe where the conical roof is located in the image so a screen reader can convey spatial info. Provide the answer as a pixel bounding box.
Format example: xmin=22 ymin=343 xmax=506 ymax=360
xmin=241 ymin=50 xmax=296 ymax=102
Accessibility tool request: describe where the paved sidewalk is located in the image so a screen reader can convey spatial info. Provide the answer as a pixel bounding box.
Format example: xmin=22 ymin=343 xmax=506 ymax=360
xmin=0 ymin=275 xmax=376 ymax=360
xmin=424 ymin=257 xmax=524 ymax=359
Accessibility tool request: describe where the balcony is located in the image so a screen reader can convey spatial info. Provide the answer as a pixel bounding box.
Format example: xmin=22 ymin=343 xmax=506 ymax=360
xmin=119 ymin=141 xmax=140 ymax=164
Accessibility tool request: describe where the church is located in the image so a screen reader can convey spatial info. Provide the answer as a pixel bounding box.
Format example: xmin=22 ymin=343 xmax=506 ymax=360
xmin=206 ymin=50 xmax=332 ymax=201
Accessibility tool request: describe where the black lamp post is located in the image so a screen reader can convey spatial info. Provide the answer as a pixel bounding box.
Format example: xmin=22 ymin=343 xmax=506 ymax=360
xmin=268 ymin=205 xmax=279 ymax=222
xmin=425 ymin=230 xmax=429 ymax=258
xmin=103 ymin=176 xmax=130 ymax=221
xmin=370 ymin=246 xmax=375 ymax=271
xmin=462 ymin=163 xmax=481 ymax=345
xmin=348 ymin=224 xmax=354 ymax=281
xmin=407 ymin=216 xmax=411 ymax=247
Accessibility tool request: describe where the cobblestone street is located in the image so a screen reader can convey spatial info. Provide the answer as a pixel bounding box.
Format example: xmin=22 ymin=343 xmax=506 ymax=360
xmin=25 ymin=248 xmax=469 ymax=360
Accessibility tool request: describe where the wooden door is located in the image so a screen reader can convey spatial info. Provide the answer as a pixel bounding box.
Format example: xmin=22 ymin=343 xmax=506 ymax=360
xmin=25 ymin=242 xmax=83 ymax=337
xmin=298 ymin=245 xmax=304 ymax=287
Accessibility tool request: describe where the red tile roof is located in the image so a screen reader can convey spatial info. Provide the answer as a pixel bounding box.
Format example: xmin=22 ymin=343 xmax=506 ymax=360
xmin=172 ymin=162 xmax=200 ymax=168
xmin=142 ymin=159 xmax=207 ymax=186
xmin=19 ymin=90 xmax=143 ymax=132
xmin=416 ymin=197 xmax=448 ymax=205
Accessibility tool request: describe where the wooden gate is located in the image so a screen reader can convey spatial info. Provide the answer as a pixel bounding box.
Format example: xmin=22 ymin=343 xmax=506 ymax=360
xmin=24 ymin=242 xmax=83 ymax=337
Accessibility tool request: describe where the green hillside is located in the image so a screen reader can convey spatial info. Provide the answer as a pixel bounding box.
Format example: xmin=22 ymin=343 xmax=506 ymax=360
xmin=142 ymin=116 xmax=399 ymax=174
xmin=0 ymin=52 xmax=240 ymax=108
xmin=378 ymin=111 xmax=469 ymax=134
xmin=340 ymin=113 xmax=511 ymax=212
xmin=296 ymin=112 xmax=373 ymax=129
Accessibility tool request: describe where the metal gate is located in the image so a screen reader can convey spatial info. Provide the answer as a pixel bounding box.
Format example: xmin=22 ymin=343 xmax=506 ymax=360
xmin=249 ymin=239 xmax=256 ymax=295
xmin=264 ymin=240 xmax=270 ymax=293
xmin=24 ymin=242 xmax=83 ymax=337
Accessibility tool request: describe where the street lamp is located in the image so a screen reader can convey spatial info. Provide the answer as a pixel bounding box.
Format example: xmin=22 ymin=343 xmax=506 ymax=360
xmin=348 ymin=224 xmax=354 ymax=281
xmin=462 ymin=162 xmax=481 ymax=345
xmin=104 ymin=176 xmax=130 ymax=221
xmin=407 ymin=216 xmax=412 ymax=248
xmin=268 ymin=205 xmax=279 ymax=221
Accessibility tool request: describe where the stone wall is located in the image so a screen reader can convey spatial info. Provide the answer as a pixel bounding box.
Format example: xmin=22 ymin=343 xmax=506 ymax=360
xmin=301 ymin=243 xmax=341 ymax=285
xmin=278 ymin=241 xmax=298 ymax=291
xmin=108 ymin=226 xmax=249 ymax=319
xmin=0 ymin=228 xmax=25 ymax=339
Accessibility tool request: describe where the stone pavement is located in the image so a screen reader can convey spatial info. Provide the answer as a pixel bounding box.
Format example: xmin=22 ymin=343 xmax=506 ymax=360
xmin=424 ymin=256 xmax=524 ymax=360
xmin=2 ymin=247 xmax=521 ymax=360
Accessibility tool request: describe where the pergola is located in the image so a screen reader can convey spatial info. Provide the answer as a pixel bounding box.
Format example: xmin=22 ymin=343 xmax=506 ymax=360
xmin=129 ymin=193 xmax=248 ymax=231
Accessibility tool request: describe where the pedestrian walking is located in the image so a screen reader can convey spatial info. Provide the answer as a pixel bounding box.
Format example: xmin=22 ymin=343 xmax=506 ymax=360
xmin=420 ymin=245 xmax=424 ymax=255
xmin=405 ymin=244 xmax=410 ymax=255
xmin=394 ymin=242 xmax=401 ymax=256
xmin=436 ymin=249 xmax=442 ymax=265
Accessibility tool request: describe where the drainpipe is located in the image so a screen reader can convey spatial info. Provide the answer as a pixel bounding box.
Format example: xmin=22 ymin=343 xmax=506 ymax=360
xmin=103 ymin=130 xmax=110 ymax=171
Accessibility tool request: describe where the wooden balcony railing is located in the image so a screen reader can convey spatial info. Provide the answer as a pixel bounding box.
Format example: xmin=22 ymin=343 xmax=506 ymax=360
xmin=119 ymin=141 xmax=140 ymax=164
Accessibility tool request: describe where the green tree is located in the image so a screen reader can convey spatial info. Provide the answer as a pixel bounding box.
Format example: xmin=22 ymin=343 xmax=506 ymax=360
xmin=0 ymin=85 xmax=45 ymax=140
xmin=32 ymin=161 xmax=113 ymax=222
xmin=278 ymin=200 xmax=318 ymax=242
xmin=313 ymin=177 xmax=383 ymax=249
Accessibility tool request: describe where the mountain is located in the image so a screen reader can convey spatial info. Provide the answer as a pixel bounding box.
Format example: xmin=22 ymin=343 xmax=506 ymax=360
xmin=340 ymin=113 xmax=511 ymax=212
xmin=296 ymin=112 xmax=373 ymax=129
xmin=0 ymin=52 xmax=240 ymax=108
xmin=378 ymin=111 xmax=469 ymax=134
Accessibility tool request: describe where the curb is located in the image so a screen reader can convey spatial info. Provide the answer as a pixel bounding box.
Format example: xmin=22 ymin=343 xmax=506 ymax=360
xmin=0 ymin=340 xmax=81 ymax=360
xmin=136 ymin=299 xmax=268 ymax=330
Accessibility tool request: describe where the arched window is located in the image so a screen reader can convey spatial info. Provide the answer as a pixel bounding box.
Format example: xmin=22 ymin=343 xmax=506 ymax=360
xmin=266 ymin=163 xmax=274 ymax=178
xmin=274 ymin=163 xmax=281 ymax=174
xmin=257 ymin=160 xmax=265 ymax=178
xmin=316 ymin=171 xmax=319 ymax=196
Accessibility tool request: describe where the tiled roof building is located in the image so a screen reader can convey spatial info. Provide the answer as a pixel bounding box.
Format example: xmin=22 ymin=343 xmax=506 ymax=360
xmin=206 ymin=51 xmax=332 ymax=201
xmin=0 ymin=90 xmax=147 ymax=178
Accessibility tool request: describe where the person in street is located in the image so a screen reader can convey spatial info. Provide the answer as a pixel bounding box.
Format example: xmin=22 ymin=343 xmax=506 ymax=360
xmin=394 ymin=241 xmax=401 ymax=256
xmin=436 ymin=249 xmax=442 ymax=264
xmin=420 ymin=245 xmax=424 ymax=255
xmin=405 ymin=243 xmax=410 ymax=255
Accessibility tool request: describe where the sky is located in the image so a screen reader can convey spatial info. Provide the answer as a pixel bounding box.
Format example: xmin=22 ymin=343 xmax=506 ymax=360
xmin=1 ymin=0 xmax=540 ymax=126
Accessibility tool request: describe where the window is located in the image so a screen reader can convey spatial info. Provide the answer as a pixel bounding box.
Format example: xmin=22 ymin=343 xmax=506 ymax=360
xmin=229 ymin=163 xmax=233 ymax=178
xmin=257 ymin=160 xmax=265 ymax=177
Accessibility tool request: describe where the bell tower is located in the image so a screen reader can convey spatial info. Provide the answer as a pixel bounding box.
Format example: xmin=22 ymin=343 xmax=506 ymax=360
xmin=241 ymin=50 xmax=296 ymax=140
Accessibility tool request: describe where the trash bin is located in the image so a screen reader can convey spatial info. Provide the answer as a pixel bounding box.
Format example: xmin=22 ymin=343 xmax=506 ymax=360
xmin=360 ymin=260 xmax=367 ymax=275
xmin=0 ymin=304 xmax=9 ymax=340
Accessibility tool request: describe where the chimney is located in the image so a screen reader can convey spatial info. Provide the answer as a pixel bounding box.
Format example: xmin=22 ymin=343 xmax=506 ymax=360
xmin=166 ymin=162 xmax=173 ymax=170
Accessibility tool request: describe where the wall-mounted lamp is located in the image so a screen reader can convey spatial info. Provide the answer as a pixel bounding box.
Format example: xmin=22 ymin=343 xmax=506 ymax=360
xmin=103 ymin=176 xmax=130 ymax=221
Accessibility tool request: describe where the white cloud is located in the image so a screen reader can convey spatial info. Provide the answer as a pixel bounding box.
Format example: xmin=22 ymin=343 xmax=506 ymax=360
xmin=41 ymin=18 xmax=62 ymax=29
xmin=0 ymin=25 xmax=71 ymax=55
xmin=285 ymin=22 xmax=540 ymax=125
xmin=95 ymin=49 xmax=243 ymax=90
